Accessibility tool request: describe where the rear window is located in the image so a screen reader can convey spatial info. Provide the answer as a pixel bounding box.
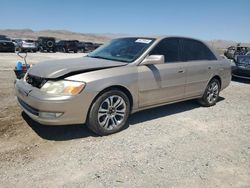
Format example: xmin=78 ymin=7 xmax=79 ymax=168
xmin=181 ymin=39 xmax=216 ymax=61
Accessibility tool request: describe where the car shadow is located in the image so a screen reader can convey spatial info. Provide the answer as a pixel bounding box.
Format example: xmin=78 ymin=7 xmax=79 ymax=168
xmin=127 ymin=97 xmax=224 ymax=126
xmin=22 ymin=112 xmax=98 ymax=141
xmin=232 ymin=77 xmax=250 ymax=84
xmin=22 ymin=97 xmax=225 ymax=141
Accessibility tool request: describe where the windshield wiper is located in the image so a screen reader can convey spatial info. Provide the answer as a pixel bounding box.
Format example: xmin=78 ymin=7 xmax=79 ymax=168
xmin=88 ymin=55 xmax=111 ymax=60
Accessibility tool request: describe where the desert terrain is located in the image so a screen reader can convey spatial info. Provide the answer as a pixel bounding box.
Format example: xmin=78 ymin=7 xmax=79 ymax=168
xmin=0 ymin=52 xmax=249 ymax=187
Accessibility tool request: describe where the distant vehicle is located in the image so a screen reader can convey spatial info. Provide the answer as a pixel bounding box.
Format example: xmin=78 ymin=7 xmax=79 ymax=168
xmin=83 ymin=42 xmax=95 ymax=52
xmin=76 ymin=42 xmax=102 ymax=53
xmin=56 ymin=40 xmax=78 ymax=53
xmin=224 ymin=44 xmax=250 ymax=59
xmin=0 ymin=40 xmax=15 ymax=52
xmin=77 ymin=41 xmax=86 ymax=53
xmin=93 ymin=43 xmax=103 ymax=49
xmin=232 ymin=54 xmax=250 ymax=79
xmin=12 ymin=39 xmax=18 ymax=46
xmin=37 ymin=37 xmax=56 ymax=52
xmin=15 ymin=39 xmax=38 ymax=52
xmin=0 ymin=35 xmax=11 ymax=41
xmin=0 ymin=35 xmax=7 ymax=39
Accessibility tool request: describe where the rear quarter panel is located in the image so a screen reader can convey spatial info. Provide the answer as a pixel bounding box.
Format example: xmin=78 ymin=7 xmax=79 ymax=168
xmin=213 ymin=59 xmax=232 ymax=90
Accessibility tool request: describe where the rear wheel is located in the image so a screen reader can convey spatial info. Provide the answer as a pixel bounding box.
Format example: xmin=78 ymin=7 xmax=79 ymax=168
xmin=87 ymin=89 xmax=130 ymax=136
xmin=199 ymin=78 xmax=220 ymax=107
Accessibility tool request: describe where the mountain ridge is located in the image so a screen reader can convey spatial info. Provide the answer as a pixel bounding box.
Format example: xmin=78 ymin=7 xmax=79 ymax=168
xmin=0 ymin=29 xmax=249 ymax=49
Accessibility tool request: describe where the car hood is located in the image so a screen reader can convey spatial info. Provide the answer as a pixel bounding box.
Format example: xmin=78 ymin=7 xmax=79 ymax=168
xmin=28 ymin=56 xmax=128 ymax=79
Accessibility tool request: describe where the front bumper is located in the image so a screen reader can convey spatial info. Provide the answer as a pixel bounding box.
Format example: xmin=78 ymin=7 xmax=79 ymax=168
xmin=15 ymin=79 xmax=95 ymax=125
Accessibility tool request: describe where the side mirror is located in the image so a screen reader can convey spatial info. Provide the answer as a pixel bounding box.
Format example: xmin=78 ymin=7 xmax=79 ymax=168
xmin=141 ymin=55 xmax=165 ymax=65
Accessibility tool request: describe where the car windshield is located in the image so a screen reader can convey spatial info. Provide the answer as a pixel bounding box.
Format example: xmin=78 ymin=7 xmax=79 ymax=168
xmin=87 ymin=37 xmax=155 ymax=63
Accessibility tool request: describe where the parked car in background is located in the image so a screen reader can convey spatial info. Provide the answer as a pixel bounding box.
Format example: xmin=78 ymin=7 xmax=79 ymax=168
xmin=76 ymin=41 xmax=86 ymax=53
xmin=76 ymin=42 xmax=103 ymax=53
xmin=83 ymin=42 xmax=95 ymax=52
xmin=0 ymin=39 xmax=15 ymax=52
xmin=93 ymin=43 xmax=103 ymax=49
xmin=232 ymin=54 xmax=250 ymax=79
xmin=0 ymin=35 xmax=11 ymax=41
xmin=15 ymin=36 xmax=232 ymax=136
xmin=0 ymin=35 xmax=7 ymax=39
xmin=37 ymin=37 xmax=56 ymax=52
xmin=11 ymin=39 xmax=18 ymax=46
xmin=56 ymin=40 xmax=78 ymax=53
xmin=224 ymin=44 xmax=250 ymax=59
xmin=15 ymin=39 xmax=38 ymax=52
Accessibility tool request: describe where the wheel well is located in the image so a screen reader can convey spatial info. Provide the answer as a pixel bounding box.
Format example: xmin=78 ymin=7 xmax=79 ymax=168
xmin=91 ymin=85 xmax=133 ymax=112
xmin=212 ymin=75 xmax=221 ymax=87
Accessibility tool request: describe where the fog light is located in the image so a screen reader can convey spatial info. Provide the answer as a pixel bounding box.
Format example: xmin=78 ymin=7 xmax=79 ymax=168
xmin=39 ymin=112 xmax=63 ymax=119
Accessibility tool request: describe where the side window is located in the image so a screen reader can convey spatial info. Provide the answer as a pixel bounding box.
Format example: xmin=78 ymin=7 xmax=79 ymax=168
xmin=181 ymin=39 xmax=217 ymax=61
xmin=150 ymin=38 xmax=180 ymax=63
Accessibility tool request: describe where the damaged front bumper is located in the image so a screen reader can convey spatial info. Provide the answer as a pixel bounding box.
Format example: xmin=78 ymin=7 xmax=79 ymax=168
xmin=15 ymin=79 xmax=95 ymax=125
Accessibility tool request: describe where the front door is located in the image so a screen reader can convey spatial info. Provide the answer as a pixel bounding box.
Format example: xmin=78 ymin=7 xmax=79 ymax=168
xmin=138 ymin=38 xmax=187 ymax=107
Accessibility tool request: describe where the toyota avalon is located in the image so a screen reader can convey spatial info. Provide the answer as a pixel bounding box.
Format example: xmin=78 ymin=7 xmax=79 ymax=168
xmin=15 ymin=36 xmax=232 ymax=135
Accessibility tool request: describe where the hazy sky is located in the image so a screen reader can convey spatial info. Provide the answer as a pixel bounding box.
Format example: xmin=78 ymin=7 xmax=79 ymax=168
xmin=1 ymin=0 xmax=249 ymax=42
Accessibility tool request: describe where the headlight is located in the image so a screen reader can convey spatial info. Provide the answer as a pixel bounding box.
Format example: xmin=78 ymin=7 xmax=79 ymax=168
xmin=41 ymin=80 xmax=86 ymax=95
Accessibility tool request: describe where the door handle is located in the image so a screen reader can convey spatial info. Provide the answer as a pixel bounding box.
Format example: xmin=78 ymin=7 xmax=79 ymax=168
xmin=208 ymin=66 xmax=212 ymax=70
xmin=178 ymin=70 xmax=184 ymax=73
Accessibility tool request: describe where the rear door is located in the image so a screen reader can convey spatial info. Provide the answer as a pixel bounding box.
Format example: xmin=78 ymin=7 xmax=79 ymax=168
xmin=180 ymin=38 xmax=217 ymax=97
xmin=138 ymin=38 xmax=187 ymax=107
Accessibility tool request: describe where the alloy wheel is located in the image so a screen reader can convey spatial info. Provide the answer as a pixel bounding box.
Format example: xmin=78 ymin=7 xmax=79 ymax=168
xmin=206 ymin=81 xmax=219 ymax=104
xmin=98 ymin=95 xmax=126 ymax=130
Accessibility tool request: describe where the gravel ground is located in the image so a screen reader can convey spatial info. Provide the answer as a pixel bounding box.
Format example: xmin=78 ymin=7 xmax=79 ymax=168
xmin=0 ymin=53 xmax=249 ymax=188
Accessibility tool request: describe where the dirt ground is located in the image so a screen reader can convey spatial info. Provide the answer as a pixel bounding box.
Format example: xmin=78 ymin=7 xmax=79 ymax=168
xmin=0 ymin=53 xmax=249 ymax=188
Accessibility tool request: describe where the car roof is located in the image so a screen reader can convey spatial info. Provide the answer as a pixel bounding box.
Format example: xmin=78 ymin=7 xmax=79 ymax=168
xmin=115 ymin=35 xmax=207 ymax=43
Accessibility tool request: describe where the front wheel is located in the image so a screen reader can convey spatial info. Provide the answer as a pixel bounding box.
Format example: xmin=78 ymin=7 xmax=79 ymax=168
xmin=198 ymin=78 xmax=220 ymax=107
xmin=87 ymin=89 xmax=130 ymax=136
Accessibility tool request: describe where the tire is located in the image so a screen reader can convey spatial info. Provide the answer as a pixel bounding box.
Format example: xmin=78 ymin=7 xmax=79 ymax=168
xmin=15 ymin=47 xmax=21 ymax=52
xmin=198 ymin=78 xmax=220 ymax=107
xmin=63 ymin=48 xmax=68 ymax=53
xmin=87 ymin=89 xmax=130 ymax=136
xmin=47 ymin=41 xmax=54 ymax=48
